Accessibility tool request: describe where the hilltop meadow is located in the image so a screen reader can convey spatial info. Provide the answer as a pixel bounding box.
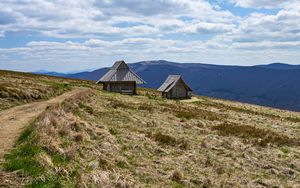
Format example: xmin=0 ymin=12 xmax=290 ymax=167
xmin=0 ymin=70 xmax=300 ymax=187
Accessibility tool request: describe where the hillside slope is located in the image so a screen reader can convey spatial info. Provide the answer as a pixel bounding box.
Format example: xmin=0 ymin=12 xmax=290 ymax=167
xmin=0 ymin=70 xmax=101 ymax=111
xmin=1 ymin=71 xmax=300 ymax=187
xmin=0 ymin=88 xmax=92 ymax=160
xmin=59 ymin=60 xmax=300 ymax=112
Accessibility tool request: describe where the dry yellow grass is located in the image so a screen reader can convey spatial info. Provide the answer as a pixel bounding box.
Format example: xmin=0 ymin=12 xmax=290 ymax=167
xmin=1 ymin=71 xmax=300 ymax=187
xmin=0 ymin=70 xmax=101 ymax=111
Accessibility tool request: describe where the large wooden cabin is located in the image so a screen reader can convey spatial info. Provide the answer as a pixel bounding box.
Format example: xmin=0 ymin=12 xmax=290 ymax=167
xmin=96 ymin=61 xmax=145 ymax=95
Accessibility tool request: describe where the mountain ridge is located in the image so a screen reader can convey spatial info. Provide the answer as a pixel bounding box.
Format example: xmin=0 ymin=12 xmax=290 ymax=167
xmin=33 ymin=61 xmax=300 ymax=112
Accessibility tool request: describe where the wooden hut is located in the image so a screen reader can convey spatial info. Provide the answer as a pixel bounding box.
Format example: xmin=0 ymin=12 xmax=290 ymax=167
xmin=158 ymin=75 xmax=192 ymax=99
xmin=96 ymin=60 xmax=145 ymax=95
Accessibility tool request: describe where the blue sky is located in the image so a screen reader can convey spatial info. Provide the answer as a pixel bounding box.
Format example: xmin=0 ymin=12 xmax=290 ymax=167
xmin=0 ymin=0 xmax=299 ymax=72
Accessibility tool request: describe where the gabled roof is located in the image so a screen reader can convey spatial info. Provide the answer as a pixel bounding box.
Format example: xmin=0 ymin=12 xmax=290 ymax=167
xmin=157 ymin=75 xmax=192 ymax=92
xmin=96 ymin=60 xmax=146 ymax=84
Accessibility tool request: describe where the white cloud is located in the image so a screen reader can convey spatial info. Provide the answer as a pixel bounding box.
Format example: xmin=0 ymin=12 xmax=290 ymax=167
xmin=0 ymin=0 xmax=237 ymax=38
xmin=229 ymin=0 xmax=295 ymax=9
xmin=179 ymin=22 xmax=236 ymax=34
xmin=0 ymin=0 xmax=299 ymax=72
xmin=1 ymin=36 xmax=299 ymax=73
xmin=215 ymin=2 xmax=300 ymax=50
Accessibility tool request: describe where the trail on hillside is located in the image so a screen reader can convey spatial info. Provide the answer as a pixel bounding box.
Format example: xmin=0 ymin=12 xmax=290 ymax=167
xmin=0 ymin=88 xmax=90 ymax=161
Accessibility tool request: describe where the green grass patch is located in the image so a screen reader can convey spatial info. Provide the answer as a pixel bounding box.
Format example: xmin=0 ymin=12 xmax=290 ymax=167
xmin=4 ymin=121 xmax=44 ymax=177
xmin=280 ymin=147 xmax=290 ymax=154
xmin=109 ymin=127 xmax=120 ymax=135
xmin=116 ymin=160 xmax=130 ymax=169
xmin=51 ymin=153 xmax=68 ymax=165
xmin=4 ymin=143 xmax=43 ymax=177
xmin=3 ymin=116 xmax=77 ymax=187
xmin=17 ymin=122 xmax=35 ymax=144
xmin=171 ymin=181 xmax=185 ymax=188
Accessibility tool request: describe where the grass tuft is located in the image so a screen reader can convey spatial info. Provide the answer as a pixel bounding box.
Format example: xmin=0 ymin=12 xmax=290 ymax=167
xmin=151 ymin=132 xmax=189 ymax=149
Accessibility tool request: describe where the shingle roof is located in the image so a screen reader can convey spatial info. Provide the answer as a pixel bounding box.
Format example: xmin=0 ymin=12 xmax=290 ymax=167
xmin=96 ymin=60 xmax=146 ymax=84
xmin=157 ymin=75 xmax=192 ymax=92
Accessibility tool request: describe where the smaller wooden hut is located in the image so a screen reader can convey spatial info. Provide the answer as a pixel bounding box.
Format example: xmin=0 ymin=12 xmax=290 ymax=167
xmin=96 ymin=60 xmax=145 ymax=95
xmin=158 ymin=75 xmax=192 ymax=99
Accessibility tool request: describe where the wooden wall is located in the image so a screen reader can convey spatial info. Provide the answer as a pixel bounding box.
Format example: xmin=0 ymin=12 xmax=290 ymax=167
xmin=165 ymin=80 xmax=190 ymax=99
xmin=103 ymin=82 xmax=136 ymax=94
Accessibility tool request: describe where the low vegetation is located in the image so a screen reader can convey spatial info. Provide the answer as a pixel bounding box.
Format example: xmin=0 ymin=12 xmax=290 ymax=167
xmin=0 ymin=70 xmax=101 ymax=111
xmin=194 ymin=99 xmax=300 ymax=123
xmin=3 ymin=89 xmax=94 ymax=187
xmin=212 ymin=122 xmax=300 ymax=147
xmin=1 ymin=71 xmax=300 ymax=187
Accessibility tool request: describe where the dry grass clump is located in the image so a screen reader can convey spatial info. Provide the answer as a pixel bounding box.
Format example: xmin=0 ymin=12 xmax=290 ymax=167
xmin=170 ymin=170 xmax=184 ymax=182
xmin=0 ymin=171 xmax=31 ymax=187
xmin=149 ymin=131 xmax=189 ymax=149
xmin=212 ymin=122 xmax=299 ymax=147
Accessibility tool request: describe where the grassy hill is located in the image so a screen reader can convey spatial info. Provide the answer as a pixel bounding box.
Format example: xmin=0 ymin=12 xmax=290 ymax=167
xmin=0 ymin=70 xmax=101 ymax=111
xmin=1 ymin=71 xmax=300 ymax=187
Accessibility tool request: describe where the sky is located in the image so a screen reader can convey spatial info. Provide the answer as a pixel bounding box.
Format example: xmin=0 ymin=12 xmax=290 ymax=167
xmin=0 ymin=0 xmax=299 ymax=72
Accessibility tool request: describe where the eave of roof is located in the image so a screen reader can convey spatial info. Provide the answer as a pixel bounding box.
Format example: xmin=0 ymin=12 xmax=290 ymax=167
xmin=96 ymin=61 xmax=146 ymax=84
xmin=157 ymin=75 xmax=192 ymax=92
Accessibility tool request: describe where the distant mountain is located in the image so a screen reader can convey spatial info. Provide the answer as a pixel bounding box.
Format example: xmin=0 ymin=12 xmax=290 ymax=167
xmin=256 ymin=63 xmax=300 ymax=70
xmin=36 ymin=60 xmax=300 ymax=112
xmin=33 ymin=70 xmax=67 ymax=77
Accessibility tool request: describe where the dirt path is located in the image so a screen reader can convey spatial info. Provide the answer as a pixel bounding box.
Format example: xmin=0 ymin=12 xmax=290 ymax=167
xmin=0 ymin=88 xmax=90 ymax=161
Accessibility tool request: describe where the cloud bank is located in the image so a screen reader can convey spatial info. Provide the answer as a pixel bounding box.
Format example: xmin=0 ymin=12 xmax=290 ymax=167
xmin=0 ymin=0 xmax=299 ymax=72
